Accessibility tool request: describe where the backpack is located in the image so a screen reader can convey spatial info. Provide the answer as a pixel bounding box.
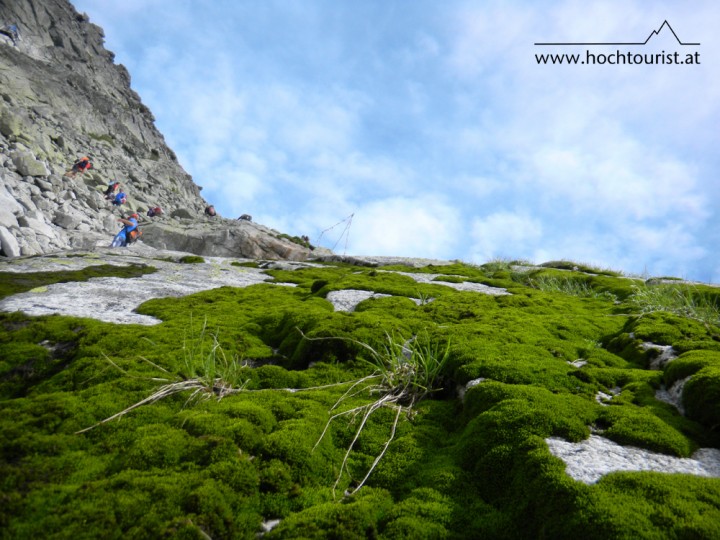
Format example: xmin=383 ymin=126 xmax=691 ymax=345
xmin=126 ymin=228 xmax=142 ymax=244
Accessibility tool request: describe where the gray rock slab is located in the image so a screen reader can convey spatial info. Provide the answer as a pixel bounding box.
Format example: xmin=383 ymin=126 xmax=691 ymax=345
xmin=546 ymin=435 xmax=720 ymax=484
xmin=0 ymin=246 xmax=511 ymax=322
xmin=326 ymin=290 xmax=394 ymax=312
xmin=388 ymin=271 xmax=510 ymax=295
xmin=140 ymin=219 xmax=313 ymax=261
xmin=323 ymin=269 xmax=509 ymax=312
xmin=0 ymin=248 xmax=278 ymax=325
xmin=314 ymin=254 xmax=456 ymax=268
xmin=641 ymin=342 xmax=678 ymax=370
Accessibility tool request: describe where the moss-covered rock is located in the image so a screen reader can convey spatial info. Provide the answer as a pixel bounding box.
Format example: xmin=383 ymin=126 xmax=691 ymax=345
xmin=1 ymin=260 xmax=719 ymax=538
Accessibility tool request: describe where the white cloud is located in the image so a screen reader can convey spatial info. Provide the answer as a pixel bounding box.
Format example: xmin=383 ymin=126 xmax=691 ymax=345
xmin=71 ymin=0 xmax=720 ymax=282
xmin=255 ymin=85 xmax=360 ymax=154
xmin=333 ymin=196 xmax=462 ymax=259
xmin=308 ymin=151 xmax=414 ymax=194
xmin=528 ymin=140 xmax=707 ymax=223
xmin=442 ymin=0 xmax=717 ymax=280
xmin=469 ymin=211 xmax=543 ymax=263
xmin=447 ymin=2 xmax=534 ymax=78
xmin=626 ymin=223 xmax=707 ymax=262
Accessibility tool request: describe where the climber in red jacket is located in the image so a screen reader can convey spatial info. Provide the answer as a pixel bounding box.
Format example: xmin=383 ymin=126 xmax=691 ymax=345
xmin=66 ymin=156 xmax=92 ymax=178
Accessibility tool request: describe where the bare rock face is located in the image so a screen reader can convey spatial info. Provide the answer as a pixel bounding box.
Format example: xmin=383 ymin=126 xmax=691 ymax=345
xmin=141 ymin=218 xmax=312 ymax=261
xmin=0 ymin=0 xmax=314 ymax=261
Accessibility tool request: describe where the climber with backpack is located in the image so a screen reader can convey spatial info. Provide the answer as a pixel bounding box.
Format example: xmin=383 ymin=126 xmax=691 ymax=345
xmin=104 ymin=181 xmax=120 ymax=199
xmin=110 ymin=213 xmax=141 ymax=247
xmin=111 ymin=190 xmax=127 ymax=206
xmin=147 ymin=206 xmax=163 ymax=217
xmin=66 ymin=156 xmax=92 ymax=178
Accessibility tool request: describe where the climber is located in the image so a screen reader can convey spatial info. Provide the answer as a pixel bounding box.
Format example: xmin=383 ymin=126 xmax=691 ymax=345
xmin=111 ymin=190 xmax=126 ymax=206
xmin=103 ymin=181 xmax=120 ymax=199
xmin=110 ymin=213 xmax=139 ymax=248
xmin=237 ymin=214 xmax=252 ymax=221
xmin=66 ymin=156 xmax=92 ymax=178
xmin=204 ymin=205 xmax=217 ymax=217
xmin=0 ymin=23 xmax=20 ymax=47
xmin=147 ymin=206 xmax=163 ymax=217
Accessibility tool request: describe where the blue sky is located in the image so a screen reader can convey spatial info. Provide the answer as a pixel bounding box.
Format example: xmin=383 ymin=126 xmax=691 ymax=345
xmin=71 ymin=0 xmax=719 ymax=282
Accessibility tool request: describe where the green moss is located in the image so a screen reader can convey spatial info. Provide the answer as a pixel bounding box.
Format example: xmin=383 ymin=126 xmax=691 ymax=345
xmin=431 ymin=275 xmax=465 ymax=284
xmin=628 ymin=311 xmax=714 ymax=345
xmin=88 ymin=132 xmax=115 ymax=145
xmin=382 ymin=488 xmax=453 ymax=539
xmin=275 ymin=233 xmax=313 ymax=249
xmin=122 ymin=423 xmax=199 ymax=469
xmin=664 ymin=350 xmax=720 ymax=386
xmin=599 ymin=406 xmax=694 ymax=456
xmin=539 ymin=259 xmax=623 ymax=277
xmin=591 ymin=473 xmax=720 ymax=539
xmin=1 ymin=261 xmax=719 ymax=538
xmin=683 ymin=366 xmax=720 ymax=430
xmin=310 ymin=279 xmax=329 ymax=293
xmin=673 ymin=339 xmax=720 ymax=354
xmin=265 ymin=487 xmax=394 ymax=539
xmin=522 ymin=268 xmax=636 ymax=300
xmin=179 ymin=256 xmax=205 ymax=264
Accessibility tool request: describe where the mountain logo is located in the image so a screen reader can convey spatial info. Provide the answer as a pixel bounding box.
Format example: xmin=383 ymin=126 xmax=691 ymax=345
xmin=535 ymin=20 xmax=700 ymax=46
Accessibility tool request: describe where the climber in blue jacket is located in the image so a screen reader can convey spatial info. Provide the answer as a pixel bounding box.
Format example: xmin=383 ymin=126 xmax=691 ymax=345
xmin=112 ymin=191 xmax=126 ymax=206
xmin=110 ymin=213 xmax=139 ymax=247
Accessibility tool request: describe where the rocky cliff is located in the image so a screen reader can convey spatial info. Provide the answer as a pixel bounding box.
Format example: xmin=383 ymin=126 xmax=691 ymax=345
xmin=0 ymin=0 xmax=312 ymax=260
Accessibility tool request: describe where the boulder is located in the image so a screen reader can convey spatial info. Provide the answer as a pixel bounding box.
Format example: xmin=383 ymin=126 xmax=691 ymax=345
xmin=0 ymin=226 xmax=21 ymax=257
xmin=53 ymin=209 xmax=84 ymax=230
xmin=69 ymin=232 xmax=104 ymax=249
xmin=0 ymin=188 xmax=22 ymax=228
xmin=103 ymin=214 xmax=120 ymax=232
xmin=14 ymin=193 xmax=38 ymax=213
xmin=0 ymin=107 xmax=23 ymax=137
xmin=59 ymin=189 xmax=77 ymax=201
xmin=16 ymin=228 xmax=43 ymax=256
xmin=18 ymin=214 xmax=56 ymax=238
xmin=34 ymin=178 xmax=53 ymax=191
xmin=11 ymin=151 xmax=50 ymax=177
xmin=141 ymin=219 xmax=313 ymax=261
xmin=170 ymin=208 xmax=195 ymax=220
